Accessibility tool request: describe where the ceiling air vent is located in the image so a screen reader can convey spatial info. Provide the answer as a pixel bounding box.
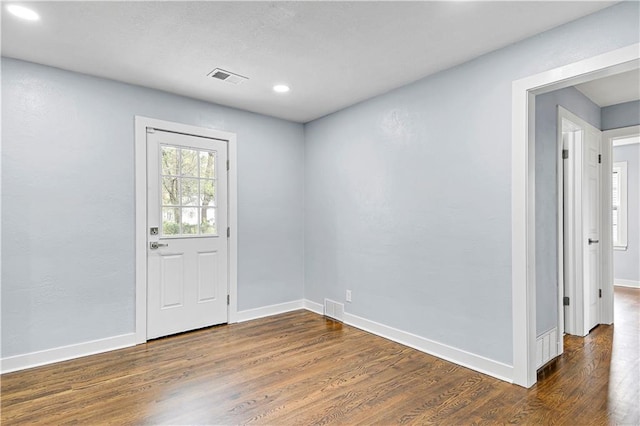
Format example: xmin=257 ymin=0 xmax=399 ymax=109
xmin=208 ymin=68 xmax=248 ymax=85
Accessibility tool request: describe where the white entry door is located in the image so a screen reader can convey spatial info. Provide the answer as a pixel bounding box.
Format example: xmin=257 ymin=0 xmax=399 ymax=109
xmin=146 ymin=128 xmax=228 ymax=339
xmin=582 ymin=125 xmax=601 ymax=333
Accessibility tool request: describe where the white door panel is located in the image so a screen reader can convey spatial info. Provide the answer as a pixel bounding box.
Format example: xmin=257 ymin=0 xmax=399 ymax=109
xmin=159 ymin=253 xmax=185 ymax=308
xmin=197 ymin=251 xmax=219 ymax=302
xmin=583 ymin=126 xmax=600 ymax=333
xmin=147 ymin=129 xmax=228 ymax=339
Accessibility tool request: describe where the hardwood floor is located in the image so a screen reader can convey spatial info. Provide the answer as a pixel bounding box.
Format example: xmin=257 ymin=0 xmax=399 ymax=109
xmin=2 ymin=287 xmax=638 ymax=425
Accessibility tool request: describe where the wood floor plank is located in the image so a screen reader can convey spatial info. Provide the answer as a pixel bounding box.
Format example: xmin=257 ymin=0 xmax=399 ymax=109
xmin=2 ymin=287 xmax=638 ymax=425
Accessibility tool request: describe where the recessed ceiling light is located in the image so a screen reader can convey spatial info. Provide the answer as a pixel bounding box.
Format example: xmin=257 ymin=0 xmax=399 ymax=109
xmin=6 ymin=4 xmax=40 ymax=21
xmin=273 ymin=84 xmax=290 ymax=93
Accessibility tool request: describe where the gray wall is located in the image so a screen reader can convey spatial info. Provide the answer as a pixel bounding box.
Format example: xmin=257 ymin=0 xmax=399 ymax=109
xmin=1 ymin=58 xmax=305 ymax=357
xmin=535 ymin=87 xmax=601 ymax=335
xmin=304 ymin=2 xmax=639 ymax=365
xmin=602 ymin=100 xmax=640 ymax=130
xmin=613 ymin=144 xmax=640 ymax=283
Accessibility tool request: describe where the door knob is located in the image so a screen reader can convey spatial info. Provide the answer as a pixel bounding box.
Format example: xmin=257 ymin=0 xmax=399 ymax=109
xmin=150 ymin=242 xmax=168 ymax=249
xmin=588 ymin=238 xmax=599 ymax=245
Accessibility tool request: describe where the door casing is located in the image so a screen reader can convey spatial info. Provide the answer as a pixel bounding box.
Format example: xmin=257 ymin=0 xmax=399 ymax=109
xmin=134 ymin=116 xmax=238 ymax=343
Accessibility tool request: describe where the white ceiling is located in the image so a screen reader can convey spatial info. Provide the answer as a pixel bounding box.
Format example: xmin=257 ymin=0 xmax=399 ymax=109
xmin=1 ymin=1 xmax=617 ymax=123
xmin=574 ymin=68 xmax=640 ymax=107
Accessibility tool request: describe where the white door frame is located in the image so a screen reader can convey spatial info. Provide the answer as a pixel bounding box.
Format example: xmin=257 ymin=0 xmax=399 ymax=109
xmin=511 ymin=42 xmax=639 ymax=388
xmin=556 ymin=111 xmax=582 ymax=348
xmin=134 ymin=116 xmax=238 ymax=344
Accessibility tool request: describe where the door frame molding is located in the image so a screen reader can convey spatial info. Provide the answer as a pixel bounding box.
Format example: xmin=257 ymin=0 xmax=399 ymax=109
xmin=134 ymin=116 xmax=238 ymax=344
xmin=511 ymin=42 xmax=639 ymax=388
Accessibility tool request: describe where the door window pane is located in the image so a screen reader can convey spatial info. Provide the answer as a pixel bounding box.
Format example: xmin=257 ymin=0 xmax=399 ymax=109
xmin=200 ymin=151 xmax=216 ymax=179
xmin=162 ymin=177 xmax=179 ymax=206
xmin=161 ymin=146 xmax=179 ymax=176
xmin=182 ymin=207 xmax=198 ymax=234
xmin=181 ymin=149 xmax=199 ymax=177
xmin=181 ymin=178 xmax=199 ymax=206
xmin=201 ymin=180 xmax=216 ymax=207
xmin=201 ymin=208 xmax=216 ymax=234
xmin=162 ymin=207 xmax=180 ymax=235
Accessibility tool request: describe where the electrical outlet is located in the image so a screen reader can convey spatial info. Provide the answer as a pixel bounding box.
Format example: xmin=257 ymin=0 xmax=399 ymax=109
xmin=346 ymin=290 xmax=352 ymax=302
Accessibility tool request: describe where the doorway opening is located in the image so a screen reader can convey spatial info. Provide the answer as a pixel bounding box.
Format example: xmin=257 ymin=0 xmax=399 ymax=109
xmin=511 ymin=42 xmax=640 ymax=388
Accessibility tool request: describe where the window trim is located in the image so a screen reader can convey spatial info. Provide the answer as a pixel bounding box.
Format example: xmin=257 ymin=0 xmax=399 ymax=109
xmin=612 ymin=161 xmax=628 ymax=250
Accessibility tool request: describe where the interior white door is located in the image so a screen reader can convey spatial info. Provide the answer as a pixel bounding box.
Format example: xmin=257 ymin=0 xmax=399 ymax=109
xmin=147 ymin=128 xmax=228 ymax=339
xmin=583 ymin=125 xmax=601 ymax=333
xmin=561 ymin=109 xmax=603 ymax=337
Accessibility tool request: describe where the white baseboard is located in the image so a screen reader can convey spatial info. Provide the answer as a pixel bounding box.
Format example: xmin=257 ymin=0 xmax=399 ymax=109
xmin=1 ymin=333 xmax=137 ymax=374
xmin=2 ymin=300 xmax=516 ymax=384
xmin=3 ymin=300 xmax=310 ymax=374
xmin=615 ymin=279 xmax=640 ymax=288
xmin=236 ymin=299 xmax=304 ymax=322
xmin=536 ymin=328 xmax=559 ymax=369
xmin=342 ymin=312 xmax=513 ymax=383
xmin=303 ymin=299 xmax=324 ymax=315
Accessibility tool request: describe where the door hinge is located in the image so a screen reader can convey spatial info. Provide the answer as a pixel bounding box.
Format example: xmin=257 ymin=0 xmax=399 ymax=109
xmin=146 ymin=127 xmax=155 ymax=134
xmin=599 ymin=289 xmax=602 ymax=298
xmin=598 ymin=154 xmax=602 ymax=164
xmin=563 ymin=296 xmax=570 ymax=306
xmin=227 ymin=294 xmax=230 ymax=305
xmin=227 ymin=160 xmax=230 ymax=171
xmin=562 ymin=149 xmax=569 ymax=159
xmin=227 ymin=227 xmax=230 ymax=238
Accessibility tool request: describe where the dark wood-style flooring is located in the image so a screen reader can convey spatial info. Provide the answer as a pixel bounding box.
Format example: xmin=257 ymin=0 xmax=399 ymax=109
xmin=2 ymin=287 xmax=638 ymax=425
